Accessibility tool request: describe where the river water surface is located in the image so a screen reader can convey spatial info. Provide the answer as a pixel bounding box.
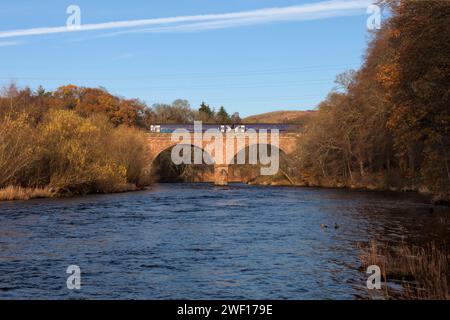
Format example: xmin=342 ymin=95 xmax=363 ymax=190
xmin=0 ymin=183 xmax=448 ymax=299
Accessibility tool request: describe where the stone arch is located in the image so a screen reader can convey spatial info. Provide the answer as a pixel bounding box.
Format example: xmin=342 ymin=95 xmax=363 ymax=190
xmin=227 ymin=143 xmax=293 ymax=183
xmin=150 ymin=142 xmax=216 ymax=183
xmin=146 ymin=132 xmax=299 ymax=185
xmin=229 ymin=142 xmax=290 ymax=165
xmin=150 ymin=143 xmax=215 ymax=166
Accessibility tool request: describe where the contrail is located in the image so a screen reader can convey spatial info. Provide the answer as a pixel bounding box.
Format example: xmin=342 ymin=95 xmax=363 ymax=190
xmin=0 ymin=0 xmax=372 ymax=39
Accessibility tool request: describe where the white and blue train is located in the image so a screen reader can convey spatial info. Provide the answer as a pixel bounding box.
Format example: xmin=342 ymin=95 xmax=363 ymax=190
xmin=149 ymin=123 xmax=295 ymax=133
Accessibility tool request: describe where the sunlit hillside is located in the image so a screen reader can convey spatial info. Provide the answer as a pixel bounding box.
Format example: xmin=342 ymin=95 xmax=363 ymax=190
xmin=243 ymin=110 xmax=315 ymax=124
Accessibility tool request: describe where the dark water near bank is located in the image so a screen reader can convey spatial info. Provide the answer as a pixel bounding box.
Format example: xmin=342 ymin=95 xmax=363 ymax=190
xmin=0 ymin=184 xmax=449 ymax=299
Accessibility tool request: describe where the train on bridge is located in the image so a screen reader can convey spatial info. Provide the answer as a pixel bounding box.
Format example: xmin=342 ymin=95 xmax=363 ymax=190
xmin=149 ymin=124 xmax=302 ymax=133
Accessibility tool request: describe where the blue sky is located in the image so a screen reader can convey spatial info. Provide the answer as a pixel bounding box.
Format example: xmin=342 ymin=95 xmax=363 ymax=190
xmin=0 ymin=0 xmax=375 ymax=117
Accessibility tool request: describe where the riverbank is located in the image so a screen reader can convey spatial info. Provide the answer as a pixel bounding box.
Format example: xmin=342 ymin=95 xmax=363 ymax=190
xmin=247 ymin=173 xmax=450 ymax=206
xmin=1 ymin=171 xmax=448 ymax=206
xmin=359 ymin=240 xmax=450 ymax=299
xmin=0 ymin=186 xmax=55 ymax=201
xmin=0 ymin=184 xmax=145 ymax=201
xmin=1 ymin=179 xmax=446 ymax=206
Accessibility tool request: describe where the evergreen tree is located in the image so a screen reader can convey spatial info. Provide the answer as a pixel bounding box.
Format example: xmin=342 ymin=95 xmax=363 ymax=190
xmin=216 ymin=106 xmax=231 ymax=124
xmin=198 ymin=102 xmax=214 ymax=122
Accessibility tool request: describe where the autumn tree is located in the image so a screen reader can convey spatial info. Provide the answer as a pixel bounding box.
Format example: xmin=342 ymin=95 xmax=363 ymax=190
xmin=153 ymin=100 xmax=196 ymax=124
xmin=294 ymin=0 xmax=450 ymax=199
xmin=380 ymin=0 xmax=450 ymax=196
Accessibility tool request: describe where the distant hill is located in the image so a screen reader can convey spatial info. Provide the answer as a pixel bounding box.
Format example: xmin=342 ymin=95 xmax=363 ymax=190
xmin=243 ymin=110 xmax=315 ymax=124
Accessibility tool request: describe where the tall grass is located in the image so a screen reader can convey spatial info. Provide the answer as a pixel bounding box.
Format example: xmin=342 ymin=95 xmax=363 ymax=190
xmin=0 ymin=186 xmax=54 ymax=201
xmin=359 ymin=240 xmax=450 ymax=300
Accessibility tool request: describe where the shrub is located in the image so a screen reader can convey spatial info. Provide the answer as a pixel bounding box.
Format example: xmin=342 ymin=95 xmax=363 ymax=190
xmin=0 ymin=112 xmax=38 ymax=187
xmin=109 ymin=125 xmax=152 ymax=186
xmin=40 ymin=110 xmax=128 ymax=194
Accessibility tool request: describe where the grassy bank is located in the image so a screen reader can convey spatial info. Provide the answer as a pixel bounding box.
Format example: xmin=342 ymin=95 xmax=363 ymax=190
xmin=359 ymin=240 xmax=450 ymax=300
xmin=0 ymin=183 xmax=146 ymax=201
xmin=0 ymin=186 xmax=55 ymax=201
xmin=300 ymin=174 xmax=450 ymax=206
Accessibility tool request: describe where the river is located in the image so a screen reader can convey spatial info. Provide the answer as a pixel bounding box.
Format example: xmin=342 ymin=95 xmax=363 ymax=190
xmin=0 ymin=183 xmax=448 ymax=299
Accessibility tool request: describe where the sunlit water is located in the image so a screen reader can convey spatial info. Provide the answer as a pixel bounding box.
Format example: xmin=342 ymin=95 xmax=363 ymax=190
xmin=0 ymin=183 xmax=448 ymax=299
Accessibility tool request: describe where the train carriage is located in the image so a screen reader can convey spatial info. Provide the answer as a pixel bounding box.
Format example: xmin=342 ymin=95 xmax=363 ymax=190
xmin=150 ymin=123 xmax=293 ymax=133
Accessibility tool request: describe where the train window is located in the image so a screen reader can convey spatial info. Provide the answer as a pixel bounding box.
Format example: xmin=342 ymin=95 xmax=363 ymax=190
xmin=150 ymin=125 xmax=161 ymax=133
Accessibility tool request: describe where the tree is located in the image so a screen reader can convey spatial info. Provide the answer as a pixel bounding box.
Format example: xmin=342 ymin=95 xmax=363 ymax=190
xmin=152 ymin=100 xmax=196 ymax=124
xmin=380 ymin=0 xmax=450 ymax=195
xmin=216 ymin=106 xmax=231 ymax=124
xmin=231 ymin=112 xmax=242 ymax=124
xmin=198 ymin=101 xmax=215 ymax=122
xmin=0 ymin=112 xmax=38 ymax=187
xmin=52 ymin=84 xmax=80 ymax=110
xmin=294 ymin=0 xmax=450 ymax=200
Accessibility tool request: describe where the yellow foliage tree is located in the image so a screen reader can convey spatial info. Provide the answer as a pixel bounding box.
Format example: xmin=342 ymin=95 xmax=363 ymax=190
xmin=41 ymin=110 xmax=128 ymax=194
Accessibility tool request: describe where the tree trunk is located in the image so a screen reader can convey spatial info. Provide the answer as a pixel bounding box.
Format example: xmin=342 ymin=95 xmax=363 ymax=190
xmin=359 ymin=160 xmax=365 ymax=176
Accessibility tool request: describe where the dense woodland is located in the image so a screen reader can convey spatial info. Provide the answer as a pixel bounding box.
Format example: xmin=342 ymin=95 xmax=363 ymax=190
xmin=0 ymin=84 xmax=240 ymax=128
xmin=0 ymin=84 xmax=156 ymax=197
xmin=293 ymin=0 xmax=449 ymax=203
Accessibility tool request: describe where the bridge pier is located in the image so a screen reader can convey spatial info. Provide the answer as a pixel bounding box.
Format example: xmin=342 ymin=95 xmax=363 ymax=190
xmin=214 ymin=165 xmax=229 ymax=186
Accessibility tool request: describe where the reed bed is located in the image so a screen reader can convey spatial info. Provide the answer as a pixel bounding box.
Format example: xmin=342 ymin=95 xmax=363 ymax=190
xmin=0 ymin=186 xmax=55 ymax=201
xmin=359 ymin=240 xmax=450 ymax=299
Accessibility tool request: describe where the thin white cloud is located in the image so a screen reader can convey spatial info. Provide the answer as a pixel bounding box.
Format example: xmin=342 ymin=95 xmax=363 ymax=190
xmin=119 ymin=6 xmax=366 ymax=34
xmin=0 ymin=0 xmax=372 ymax=39
xmin=112 ymin=52 xmax=136 ymax=60
xmin=0 ymin=40 xmax=22 ymax=47
xmin=111 ymin=52 xmax=145 ymax=61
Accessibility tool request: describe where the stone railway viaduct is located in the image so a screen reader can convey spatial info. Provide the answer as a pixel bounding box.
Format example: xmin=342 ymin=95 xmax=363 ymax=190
xmin=147 ymin=132 xmax=300 ymax=185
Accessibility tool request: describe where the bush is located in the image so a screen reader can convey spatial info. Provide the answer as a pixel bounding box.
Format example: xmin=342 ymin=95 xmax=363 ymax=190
xmin=0 ymin=108 xmax=151 ymax=198
xmin=0 ymin=112 xmax=39 ymax=187
xmin=39 ymin=110 xmax=126 ymax=193
xmin=109 ymin=125 xmax=152 ymax=186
